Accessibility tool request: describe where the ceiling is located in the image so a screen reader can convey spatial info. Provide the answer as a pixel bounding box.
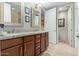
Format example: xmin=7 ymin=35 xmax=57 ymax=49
xmin=41 ymin=2 xmax=71 ymax=10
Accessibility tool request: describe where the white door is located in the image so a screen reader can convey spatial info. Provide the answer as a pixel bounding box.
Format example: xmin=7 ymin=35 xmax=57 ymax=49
xmin=68 ymin=6 xmax=73 ymax=46
xmin=45 ymin=8 xmax=57 ymax=44
xmin=75 ymin=3 xmax=79 ymax=55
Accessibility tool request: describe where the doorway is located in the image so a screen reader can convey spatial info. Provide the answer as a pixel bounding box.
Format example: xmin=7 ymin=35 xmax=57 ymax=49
xmin=45 ymin=8 xmax=57 ymax=44
xmin=57 ymin=8 xmax=69 ymax=44
xmin=57 ymin=3 xmax=74 ymax=46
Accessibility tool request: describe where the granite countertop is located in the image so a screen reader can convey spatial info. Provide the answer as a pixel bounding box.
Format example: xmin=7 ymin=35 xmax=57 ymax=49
xmin=75 ymin=33 xmax=79 ymax=39
xmin=76 ymin=33 xmax=79 ymax=37
xmin=76 ymin=34 xmax=79 ymax=38
xmin=0 ymin=31 xmax=48 ymax=40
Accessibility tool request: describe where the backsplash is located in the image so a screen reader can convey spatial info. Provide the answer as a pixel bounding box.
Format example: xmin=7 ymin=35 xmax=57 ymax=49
xmin=3 ymin=25 xmax=22 ymax=33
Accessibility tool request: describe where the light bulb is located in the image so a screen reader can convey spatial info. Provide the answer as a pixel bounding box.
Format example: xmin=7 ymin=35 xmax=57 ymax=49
xmin=59 ymin=8 xmax=63 ymax=11
xmin=38 ymin=4 xmax=41 ymax=7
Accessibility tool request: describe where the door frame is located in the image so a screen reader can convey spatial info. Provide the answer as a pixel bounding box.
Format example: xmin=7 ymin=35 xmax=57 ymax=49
xmin=56 ymin=8 xmax=59 ymax=44
xmin=45 ymin=7 xmax=58 ymax=44
xmin=56 ymin=3 xmax=75 ymax=46
xmin=67 ymin=5 xmax=73 ymax=46
xmin=67 ymin=3 xmax=75 ymax=47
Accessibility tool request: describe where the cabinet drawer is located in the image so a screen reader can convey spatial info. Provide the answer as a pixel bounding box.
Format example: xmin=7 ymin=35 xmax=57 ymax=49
xmin=41 ymin=33 xmax=46 ymax=37
xmin=24 ymin=35 xmax=35 ymax=43
xmin=35 ymin=34 xmax=40 ymax=39
xmin=1 ymin=45 xmax=23 ymax=56
xmin=1 ymin=38 xmax=23 ymax=50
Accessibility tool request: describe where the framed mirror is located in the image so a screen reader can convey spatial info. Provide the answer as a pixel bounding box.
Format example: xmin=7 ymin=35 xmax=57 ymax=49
xmin=3 ymin=2 xmax=22 ymax=26
xmin=31 ymin=8 xmax=40 ymax=28
xmin=0 ymin=3 xmax=4 ymax=24
xmin=0 ymin=3 xmax=1 ymax=23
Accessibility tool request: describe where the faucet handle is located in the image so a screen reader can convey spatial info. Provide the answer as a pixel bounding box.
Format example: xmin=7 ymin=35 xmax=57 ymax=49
xmin=0 ymin=24 xmax=4 ymax=28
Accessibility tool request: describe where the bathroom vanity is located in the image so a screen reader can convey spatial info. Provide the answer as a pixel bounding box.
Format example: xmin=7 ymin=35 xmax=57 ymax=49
xmin=0 ymin=2 xmax=47 ymax=56
xmin=0 ymin=31 xmax=49 ymax=56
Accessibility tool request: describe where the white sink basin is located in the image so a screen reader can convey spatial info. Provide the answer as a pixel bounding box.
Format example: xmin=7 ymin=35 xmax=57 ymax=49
xmin=5 ymin=33 xmax=23 ymax=36
xmin=0 ymin=33 xmax=20 ymax=37
xmin=0 ymin=31 xmax=44 ymax=37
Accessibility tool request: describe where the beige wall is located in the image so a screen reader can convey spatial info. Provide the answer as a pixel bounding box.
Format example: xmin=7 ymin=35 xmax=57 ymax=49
xmin=0 ymin=3 xmax=4 ymax=23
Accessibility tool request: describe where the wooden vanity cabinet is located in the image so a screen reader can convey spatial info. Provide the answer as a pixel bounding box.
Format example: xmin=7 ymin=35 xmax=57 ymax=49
xmin=0 ymin=32 xmax=49 ymax=56
xmin=1 ymin=38 xmax=23 ymax=56
xmin=24 ymin=35 xmax=34 ymax=56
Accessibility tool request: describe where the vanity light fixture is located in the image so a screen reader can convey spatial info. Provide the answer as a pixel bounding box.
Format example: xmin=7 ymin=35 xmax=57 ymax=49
xmin=38 ymin=3 xmax=41 ymax=7
xmin=12 ymin=8 xmax=15 ymax=10
xmin=59 ymin=7 xmax=63 ymax=11
xmin=77 ymin=3 xmax=79 ymax=7
xmin=34 ymin=2 xmax=42 ymax=8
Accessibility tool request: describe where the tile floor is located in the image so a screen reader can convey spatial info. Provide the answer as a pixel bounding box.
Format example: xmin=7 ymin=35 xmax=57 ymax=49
xmin=42 ymin=42 xmax=77 ymax=56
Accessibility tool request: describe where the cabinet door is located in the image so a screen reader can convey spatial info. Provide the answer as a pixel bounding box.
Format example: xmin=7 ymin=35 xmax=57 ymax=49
xmin=41 ymin=34 xmax=46 ymax=52
xmin=24 ymin=40 xmax=34 ymax=56
xmin=45 ymin=32 xmax=49 ymax=49
xmin=1 ymin=45 xmax=23 ymax=56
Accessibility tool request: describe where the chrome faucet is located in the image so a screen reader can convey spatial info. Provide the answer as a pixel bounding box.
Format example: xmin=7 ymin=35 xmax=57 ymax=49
xmin=12 ymin=28 xmax=15 ymax=33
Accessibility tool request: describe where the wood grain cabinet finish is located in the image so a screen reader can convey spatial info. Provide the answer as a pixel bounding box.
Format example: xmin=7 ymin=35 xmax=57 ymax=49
xmin=1 ymin=45 xmax=23 ymax=56
xmin=0 ymin=32 xmax=49 ymax=56
xmin=34 ymin=34 xmax=41 ymax=56
xmin=45 ymin=32 xmax=49 ymax=49
xmin=35 ymin=49 xmax=40 ymax=56
xmin=24 ymin=35 xmax=34 ymax=56
xmin=1 ymin=38 xmax=23 ymax=56
xmin=41 ymin=33 xmax=46 ymax=52
xmin=1 ymin=38 xmax=23 ymax=50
